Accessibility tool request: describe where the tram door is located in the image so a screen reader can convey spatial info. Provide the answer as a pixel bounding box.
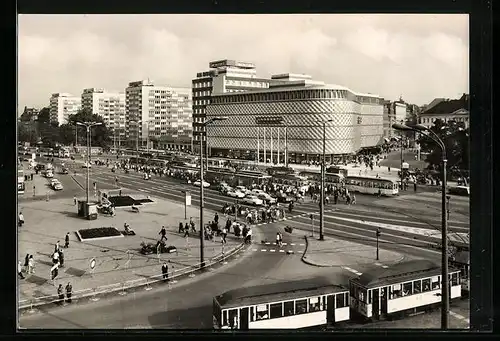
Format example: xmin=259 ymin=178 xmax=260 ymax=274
xmin=239 ymin=307 xmax=249 ymax=330
xmin=327 ymin=295 xmax=335 ymax=324
xmin=372 ymin=289 xmax=380 ymax=320
xmin=380 ymin=287 xmax=388 ymax=316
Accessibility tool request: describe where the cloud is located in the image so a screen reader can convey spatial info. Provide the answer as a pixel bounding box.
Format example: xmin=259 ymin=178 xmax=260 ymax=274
xmin=17 ymin=14 xmax=468 ymax=112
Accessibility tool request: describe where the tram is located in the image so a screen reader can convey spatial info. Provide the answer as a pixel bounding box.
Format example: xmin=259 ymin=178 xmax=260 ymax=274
xmin=298 ymin=170 xmax=344 ymax=185
xmin=213 ymin=277 xmax=350 ymax=330
xmin=450 ymin=251 xmax=469 ymax=295
xmin=349 ymin=259 xmax=462 ymax=321
xmin=344 ymin=176 xmax=398 ymax=196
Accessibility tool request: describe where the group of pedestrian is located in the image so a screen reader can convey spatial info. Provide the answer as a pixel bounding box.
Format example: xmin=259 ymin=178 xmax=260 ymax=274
xmin=57 ymin=282 xmax=73 ymax=305
xmin=19 ymin=254 xmax=35 ymax=279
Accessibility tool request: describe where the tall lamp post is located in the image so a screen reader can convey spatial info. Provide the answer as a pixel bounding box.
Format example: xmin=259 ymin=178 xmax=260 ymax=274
xmin=318 ymin=119 xmax=333 ymax=241
xmin=393 ymin=123 xmax=449 ymax=329
xmin=199 ymin=117 xmax=228 ymax=268
xmin=76 ymin=121 xmax=103 ymax=203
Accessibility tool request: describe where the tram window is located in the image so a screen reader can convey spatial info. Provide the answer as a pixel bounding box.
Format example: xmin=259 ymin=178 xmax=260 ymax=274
xmin=228 ymin=309 xmax=238 ymax=328
xmin=422 ymin=279 xmax=431 ymax=292
xmin=295 ymin=299 xmax=308 ymax=314
xmin=309 ymin=297 xmax=321 ymax=312
xmin=284 ymin=301 xmax=294 ymax=316
xmin=336 ymin=293 xmax=347 ymax=308
xmin=322 ymin=296 xmax=326 ymax=311
xmin=256 ymin=304 xmax=269 ymax=320
xmin=368 ymin=290 xmax=372 ymax=304
xmin=403 ymin=282 xmax=413 ymax=296
xmin=250 ymin=307 xmax=255 ymax=322
xmin=432 ymin=277 xmax=441 ymax=290
xmin=270 ymin=303 xmax=283 ymax=319
xmin=451 ymin=273 xmax=459 ymax=286
xmin=413 ymin=280 xmax=421 ymax=294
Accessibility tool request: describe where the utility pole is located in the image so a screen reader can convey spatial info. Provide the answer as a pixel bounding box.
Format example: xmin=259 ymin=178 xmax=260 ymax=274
xmin=376 ymin=228 xmax=381 ymax=260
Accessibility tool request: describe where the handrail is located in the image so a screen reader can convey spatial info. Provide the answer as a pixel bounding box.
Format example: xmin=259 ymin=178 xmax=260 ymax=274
xmin=19 ymin=242 xmax=246 ymax=310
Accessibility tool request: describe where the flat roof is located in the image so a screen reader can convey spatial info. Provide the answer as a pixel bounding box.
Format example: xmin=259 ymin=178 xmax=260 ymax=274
xmin=350 ymin=260 xmax=460 ymax=288
xmin=215 ymin=277 xmax=347 ymax=309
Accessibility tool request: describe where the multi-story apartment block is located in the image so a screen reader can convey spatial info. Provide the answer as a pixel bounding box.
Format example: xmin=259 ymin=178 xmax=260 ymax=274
xmin=192 ymin=59 xmax=273 ymax=151
xmin=49 ymin=93 xmax=81 ymax=125
xmin=81 ymin=88 xmax=126 ymax=143
xmin=125 ymin=80 xmax=192 ymax=149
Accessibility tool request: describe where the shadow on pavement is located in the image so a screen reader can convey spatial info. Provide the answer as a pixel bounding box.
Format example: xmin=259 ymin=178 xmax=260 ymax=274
xmin=148 ymin=304 xmax=213 ymax=329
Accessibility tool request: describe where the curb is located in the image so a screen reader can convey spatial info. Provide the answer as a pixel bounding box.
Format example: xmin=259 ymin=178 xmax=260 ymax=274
xmin=19 ymin=241 xmax=247 ymax=313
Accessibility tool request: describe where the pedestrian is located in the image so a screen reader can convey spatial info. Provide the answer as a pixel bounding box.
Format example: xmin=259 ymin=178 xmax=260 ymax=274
xmin=65 ymin=282 xmax=72 ymax=303
xmin=161 ymin=262 xmax=169 ymax=281
xmin=28 ymin=255 xmax=34 ymax=274
xmin=414 ymin=182 xmax=417 ymax=192
xmin=33 ymin=185 xmax=36 ymax=197
xmin=18 ymin=261 xmax=25 ymax=279
xmin=351 ymin=194 xmax=357 ymax=205
xmin=30 ymin=173 xmax=33 ymax=181
xmin=276 ymin=232 xmax=281 ymax=247
xmin=65 ymin=233 xmax=70 ymax=248
xmin=18 ymin=211 xmax=24 ymax=227
xmin=183 ymin=224 xmax=190 ymax=238
xmin=214 ymin=213 xmax=219 ymax=224
xmin=73 ymin=196 xmax=77 ymax=205
xmin=221 ymin=227 xmax=227 ymax=244
xmin=57 ymin=284 xmax=64 ymax=305
xmin=54 ymin=241 xmax=60 ymax=253
xmin=52 ymin=250 xmax=59 ymax=265
xmin=58 ymin=249 xmax=64 ymax=267
xmin=24 ymin=254 xmax=30 ymax=273
xmin=178 ymin=221 xmax=184 ymax=233
xmin=190 ymin=219 xmax=196 ymax=233
xmin=159 ymin=226 xmax=168 ymax=242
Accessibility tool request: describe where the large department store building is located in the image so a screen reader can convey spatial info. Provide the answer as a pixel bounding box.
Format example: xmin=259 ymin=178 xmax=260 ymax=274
xmin=206 ymin=74 xmax=384 ymax=164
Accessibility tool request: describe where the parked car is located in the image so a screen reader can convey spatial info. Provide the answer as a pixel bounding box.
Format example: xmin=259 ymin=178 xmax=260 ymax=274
xmin=51 ymin=180 xmax=63 ymax=191
xmin=227 ymin=189 xmax=246 ymax=199
xmin=241 ymin=194 xmax=264 ymax=206
xmin=251 ymin=189 xmax=266 ymax=196
xmin=193 ymin=180 xmax=210 ymax=188
xmin=235 ymin=186 xmax=251 ymax=195
xmin=257 ymin=193 xmax=277 ymax=204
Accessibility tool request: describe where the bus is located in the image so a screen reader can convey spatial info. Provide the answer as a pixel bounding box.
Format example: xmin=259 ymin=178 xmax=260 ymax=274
xmin=349 ymin=259 xmax=462 ymax=321
xmin=344 ymin=176 xmax=398 ymax=196
xmin=213 ymin=277 xmax=350 ymax=330
xmin=205 ymin=168 xmax=271 ymax=188
xmin=147 ymin=158 xmax=169 ymax=168
xmin=298 ymin=170 xmax=344 ymax=185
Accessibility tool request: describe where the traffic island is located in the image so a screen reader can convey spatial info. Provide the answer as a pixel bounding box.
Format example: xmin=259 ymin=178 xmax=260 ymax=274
xmin=76 ymin=227 xmax=124 ymax=242
xmin=301 ymin=235 xmax=405 ymax=268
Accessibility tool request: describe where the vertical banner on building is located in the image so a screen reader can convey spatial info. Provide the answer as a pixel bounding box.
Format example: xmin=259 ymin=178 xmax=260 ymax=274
xmin=184 ymin=191 xmax=191 ymax=219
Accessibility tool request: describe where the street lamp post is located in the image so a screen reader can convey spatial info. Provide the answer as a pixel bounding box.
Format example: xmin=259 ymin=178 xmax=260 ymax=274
xmin=393 ymin=123 xmax=449 ymax=329
xmin=200 ymin=117 xmax=228 ymax=268
xmin=76 ymin=121 xmax=103 ymax=203
xmin=319 ymin=119 xmax=333 ymax=241
xmin=376 ymin=228 xmax=381 ymax=260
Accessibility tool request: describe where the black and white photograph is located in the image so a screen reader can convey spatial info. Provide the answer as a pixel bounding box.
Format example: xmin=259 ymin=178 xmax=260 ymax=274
xmin=17 ymin=13 xmax=472 ymax=330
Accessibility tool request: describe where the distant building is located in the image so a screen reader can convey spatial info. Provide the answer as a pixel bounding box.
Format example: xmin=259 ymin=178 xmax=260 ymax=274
xmin=206 ymin=75 xmax=384 ymax=163
xmin=192 ymin=59 xmax=272 ymax=151
xmin=81 ymin=88 xmax=126 ymax=144
xmin=125 ymin=80 xmax=192 ymax=150
xmin=419 ymin=93 xmax=469 ymax=129
xmin=49 ymin=93 xmax=81 ymax=125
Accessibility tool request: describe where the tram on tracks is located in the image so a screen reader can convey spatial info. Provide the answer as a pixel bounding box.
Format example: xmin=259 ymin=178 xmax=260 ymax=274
xmin=213 ymin=277 xmax=350 ymax=329
xmin=349 ymin=259 xmax=462 ymax=321
xmin=344 ymin=176 xmax=399 ymax=196
xmin=450 ymin=251 xmax=469 ymax=295
xmin=298 ymin=170 xmax=344 ymax=185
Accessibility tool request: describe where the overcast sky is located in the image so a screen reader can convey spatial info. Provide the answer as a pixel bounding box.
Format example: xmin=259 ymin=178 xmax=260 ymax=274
xmin=18 ymin=14 xmax=469 ymax=112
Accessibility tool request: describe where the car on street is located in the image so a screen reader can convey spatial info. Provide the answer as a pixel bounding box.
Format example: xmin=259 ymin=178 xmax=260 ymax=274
xmin=217 ymin=183 xmax=232 ymax=194
xmin=241 ymin=194 xmax=264 ymax=206
xmin=61 ymin=167 xmax=69 ymax=174
xmin=82 ymin=162 xmax=92 ymax=168
xmin=34 ymin=164 xmax=45 ymax=172
xmin=193 ymin=180 xmax=211 ymax=188
xmin=226 ymin=189 xmax=246 ymax=199
xmin=51 ymin=179 xmax=63 ymax=191
xmin=274 ymin=192 xmax=294 ymax=203
xmin=44 ymin=170 xmax=54 ymax=178
xmin=251 ymin=189 xmax=266 ymax=195
xmin=257 ymin=193 xmax=277 ymax=204
xmin=236 ymin=186 xmax=251 ymax=195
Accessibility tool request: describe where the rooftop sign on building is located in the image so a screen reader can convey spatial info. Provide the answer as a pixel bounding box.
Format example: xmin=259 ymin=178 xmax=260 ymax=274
xmin=209 ymin=59 xmax=255 ymax=69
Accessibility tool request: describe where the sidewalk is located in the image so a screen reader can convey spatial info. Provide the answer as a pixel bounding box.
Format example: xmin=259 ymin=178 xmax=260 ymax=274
xmin=299 ymin=229 xmax=404 ymax=268
xmin=18 ymin=195 xmax=242 ymax=304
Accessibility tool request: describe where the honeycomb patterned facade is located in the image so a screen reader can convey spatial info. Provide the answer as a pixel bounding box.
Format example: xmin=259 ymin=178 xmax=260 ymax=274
xmin=206 ymin=97 xmax=383 ymax=155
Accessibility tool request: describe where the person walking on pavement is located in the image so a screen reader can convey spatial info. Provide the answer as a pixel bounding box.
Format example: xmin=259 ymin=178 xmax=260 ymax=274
xmin=24 ymin=254 xmax=30 ymax=273
xmin=18 ymin=261 xmax=25 ymax=279
xmin=18 ymin=212 xmax=24 ymax=227
xmin=183 ymin=224 xmax=190 ymax=238
xmin=64 ymin=233 xmax=70 ymax=248
xmin=57 ymin=284 xmax=64 ymax=305
xmin=351 ymin=194 xmax=357 ymax=205
xmin=52 ymin=250 xmax=60 ymax=265
xmin=54 ymin=241 xmax=60 ymax=253
xmin=276 ymin=232 xmax=281 ymax=247
xmin=190 ymin=218 xmax=196 ymax=233
xmin=58 ymin=249 xmax=65 ymax=267
xmin=28 ymin=255 xmax=34 ymax=274
xmin=178 ymin=221 xmax=184 ymax=234
xmin=214 ymin=213 xmax=219 ymax=225
xmin=73 ymin=196 xmax=77 ymax=205
xmin=221 ymin=226 xmax=227 ymax=244
xmin=65 ymin=282 xmax=72 ymax=303
xmin=161 ymin=262 xmax=169 ymax=282
xmin=159 ymin=226 xmax=168 ymax=242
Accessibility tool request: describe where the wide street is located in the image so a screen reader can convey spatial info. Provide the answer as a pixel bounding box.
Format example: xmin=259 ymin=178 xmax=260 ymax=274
xmin=19 ymin=157 xmax=470 ymax=329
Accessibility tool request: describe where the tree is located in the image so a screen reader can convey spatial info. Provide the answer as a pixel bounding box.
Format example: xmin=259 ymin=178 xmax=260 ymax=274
xmin=58 ymin=123 xmax=76 ymax=146
xmin=18 ymin=122 xmax=39 ymax=145
xmin=418 ymin=119 xmax=469 ymax=171
xmin=67 ymin=109 xmax=112 ymax=149
xmin=37 ymin=107 xmax=50 ymax=123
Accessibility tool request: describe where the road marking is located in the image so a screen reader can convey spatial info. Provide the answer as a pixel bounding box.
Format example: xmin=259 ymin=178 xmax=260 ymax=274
xmin=270 ymin=249 xmax=276 ymax=252
xmin=279 ymin=250 xmax=285 ymax=253
xmin=342 ymin=266 xmax=363 ymax=276
xmin=253 ymin=249 xmax=258 ymax=251
xmin=299 ymin=243 xmax=305 ymax=246
xmin=290 ymin=243 xmax=295 ymax=246
xmin=449 ymin=311 xmax=470 ymax=324
xmin=282 ymin=242 xmax=287 ymax=245
xmin=265 ymin=242 xmax=270 ymax=245
xmin=261 ymin=249 xmax=267 ymax=252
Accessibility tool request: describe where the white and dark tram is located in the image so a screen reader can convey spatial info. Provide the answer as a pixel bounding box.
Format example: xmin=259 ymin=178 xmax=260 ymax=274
xmin=344 ymin=175 xmax=399 ymax=196
xmin=213 ymin=277 xmax=350 ymax=329
xmin=349 ymin=259 xmax=462 ymax=321
xmin=450 ymin=250 xmax=469 ymax=295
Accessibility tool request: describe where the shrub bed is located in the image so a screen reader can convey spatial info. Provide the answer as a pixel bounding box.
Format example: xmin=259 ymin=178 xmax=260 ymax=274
xmin=108 ymin=196 xmax=142 ymax=207
xmin=78 ymin=227 xmax=122 ymax=240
